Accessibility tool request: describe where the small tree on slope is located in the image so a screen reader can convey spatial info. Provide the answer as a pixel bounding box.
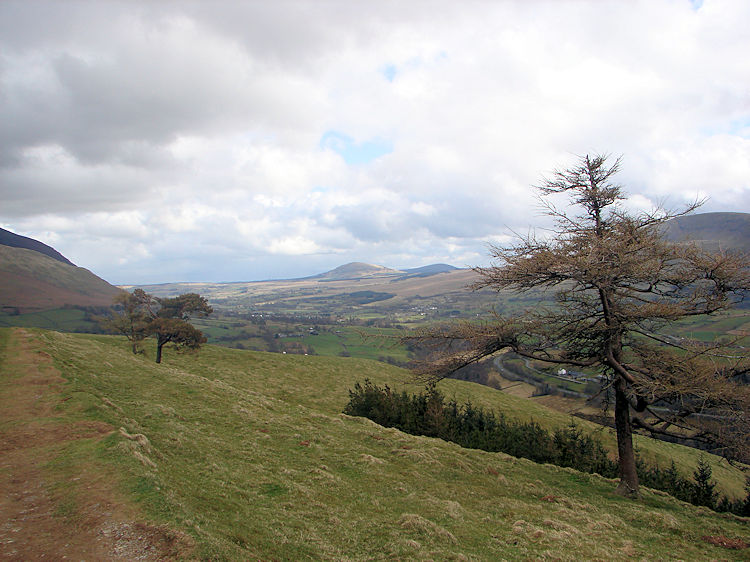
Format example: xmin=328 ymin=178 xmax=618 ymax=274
xmin=150 ymin=293 xmax=213 ymax=364
xmin=105 ymin=289 xmax=154 ymax=354
xmin=405 ymin=154 xmax=750 ymax=498
xmin=106 ymin=290 xmax=212 ymax=363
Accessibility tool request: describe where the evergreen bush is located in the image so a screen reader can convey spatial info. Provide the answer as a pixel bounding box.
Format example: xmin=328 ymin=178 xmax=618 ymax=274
xmin=344 ymin=380 xmax=747 ymax=515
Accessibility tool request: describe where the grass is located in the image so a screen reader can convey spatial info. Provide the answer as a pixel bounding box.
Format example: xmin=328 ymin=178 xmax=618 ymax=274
xmin=0 ymin=308 xmax=94 ymax=332
xmin=303 ymin=326 xmax=409 ymax=363
xmin=3 ymin=327 xmax=749 ymax=560
xmin=670 ymin=310 xmax=750 ymax=342
xmin=191 ymin=317 xmax=410 ymax=363
xmin=501 ymin=356 xmax=589 ymax=393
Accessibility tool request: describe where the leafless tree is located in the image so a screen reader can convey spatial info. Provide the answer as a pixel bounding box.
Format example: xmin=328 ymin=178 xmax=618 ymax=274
xmin=405 ymin=154 xmax=750 ymax=498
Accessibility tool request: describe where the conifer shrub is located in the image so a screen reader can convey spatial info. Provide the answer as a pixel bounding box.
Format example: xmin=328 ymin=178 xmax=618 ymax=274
xmin=691 ymin=456 xmax=719 ymax=509
xmin=344 ymin=380 xmax=749 ymax=515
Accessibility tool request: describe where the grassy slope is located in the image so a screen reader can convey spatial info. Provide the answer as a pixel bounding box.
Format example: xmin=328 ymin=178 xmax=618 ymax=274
xmin=0 ymin=245 xmax=121 ymax=312
xmin=0 ymin=308 xmax=94 ymax=331
xmin=664 ymin=212 xmax=750 ymax=251
xmin=5 ymin=328 xmax=748 ymax=560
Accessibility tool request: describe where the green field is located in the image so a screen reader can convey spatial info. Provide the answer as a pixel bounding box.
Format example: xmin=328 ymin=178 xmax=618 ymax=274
xmin=192 ymin=315 xmax=410 ymax=363
xmin=500 ymin=355 xmax=591 ymax=393
xmin=2 ymin=327 xmax=747 ymax=560
xmin=670 ymin=310 xmax=750 ymax=342
xmin=0 ymin=307 xmax=95 ymax=332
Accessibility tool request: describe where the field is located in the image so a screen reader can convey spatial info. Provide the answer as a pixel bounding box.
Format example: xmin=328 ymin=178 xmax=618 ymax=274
xmin=670 ymin=310 xmax=750 ymax=342
xmin=1 ymin=327 xmax=748 ymax=560
xmin=0 ymin=307 xmax=95 ymax=332
xmin=2 ymin=274 xmax=748 ymax=427
xmin=125 ymin=271 xmax=750 ymax=371
xmin=124 ymin=268 xmax=510 ymax=320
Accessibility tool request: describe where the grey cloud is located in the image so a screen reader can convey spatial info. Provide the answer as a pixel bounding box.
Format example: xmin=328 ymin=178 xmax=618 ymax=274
xmin=1 ymin=8 xmax=324 ymax=167
xmin=1 ymin=0 xmax=749 ymax=284
xmin=318 ymin=187 xmax=518 ymax=247
xmin=187 ymin=1 xmax=463 ymax=70
xmin=1 ymin=159 xmax=159 ymax=217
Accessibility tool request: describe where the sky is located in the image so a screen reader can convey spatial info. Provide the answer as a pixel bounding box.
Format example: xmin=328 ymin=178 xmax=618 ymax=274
xmin=1 ymin=0 xmax=749 ymax=285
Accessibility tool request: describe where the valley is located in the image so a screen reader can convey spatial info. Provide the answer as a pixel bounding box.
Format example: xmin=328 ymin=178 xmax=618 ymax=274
xmin=3 ymin=3 xmax=750 ymax=556
xmin=0 ymin=215 xmax=749 ymax=558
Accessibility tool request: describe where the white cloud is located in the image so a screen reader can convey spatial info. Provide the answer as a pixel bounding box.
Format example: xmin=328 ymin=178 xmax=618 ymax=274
xmin=268 ymin=236 xmax=321 ymax=256
xmin=0 ymin=0 xmax=748 ymax=284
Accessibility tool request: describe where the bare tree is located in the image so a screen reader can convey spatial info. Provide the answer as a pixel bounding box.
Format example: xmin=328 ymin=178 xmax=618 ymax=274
xmin=406 ymin=154 xmax=750 ymax=497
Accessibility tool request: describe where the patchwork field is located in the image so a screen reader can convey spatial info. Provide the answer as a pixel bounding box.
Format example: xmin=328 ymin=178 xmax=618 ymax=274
xmin=123 ymin=268 xmax=504 ymax=319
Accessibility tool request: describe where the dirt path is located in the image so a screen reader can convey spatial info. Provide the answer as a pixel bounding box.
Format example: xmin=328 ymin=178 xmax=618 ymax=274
xmin=0 ymin=328 xmax=192 ymax=560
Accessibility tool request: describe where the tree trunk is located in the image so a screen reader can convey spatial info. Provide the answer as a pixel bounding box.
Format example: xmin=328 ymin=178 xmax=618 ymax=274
xmin=155 ymin=341 xmax=163 ymax=363
xmin=614 ymin=378 xmax=640 ymax=497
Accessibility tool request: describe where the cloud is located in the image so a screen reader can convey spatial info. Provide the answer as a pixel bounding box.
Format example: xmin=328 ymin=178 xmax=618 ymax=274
xmin=1 ymin=0 xmax=749 ymax=284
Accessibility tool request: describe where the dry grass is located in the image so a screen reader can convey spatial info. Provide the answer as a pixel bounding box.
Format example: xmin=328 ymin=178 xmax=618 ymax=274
xmin=398 ymin=513 xmax=458 ymax=543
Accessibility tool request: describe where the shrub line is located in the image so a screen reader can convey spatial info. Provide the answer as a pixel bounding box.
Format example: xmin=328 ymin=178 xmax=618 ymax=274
xmin=344 ymin=380 xmax=750 ymax=515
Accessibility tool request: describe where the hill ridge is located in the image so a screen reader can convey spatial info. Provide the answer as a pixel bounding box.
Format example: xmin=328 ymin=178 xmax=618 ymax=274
xmin=664 ymin=211 xmax=750 ymax=251
xmin=307 ymin=262 xmax=402 ymax=281
xmin=306 ymin=261 xmax=460 ymax=282
xmin=0 ymin=227 xmax=75 ymax=266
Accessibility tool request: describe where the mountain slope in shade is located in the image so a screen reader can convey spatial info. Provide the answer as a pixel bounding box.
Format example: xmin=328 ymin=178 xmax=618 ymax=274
xmin=0 ymin=227 xmax=75 ymax=266
xmin=663 ymin=212 xmax=750 ymax=252
xmin=0 ymin=244 xmax=121 ymax=313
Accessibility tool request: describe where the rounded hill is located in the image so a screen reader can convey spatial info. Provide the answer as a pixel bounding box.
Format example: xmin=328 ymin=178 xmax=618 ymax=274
xmin=311 ymin=262 xmax=402 ymax=280
xmin=664 ymin=212 xmax=750 ymax=252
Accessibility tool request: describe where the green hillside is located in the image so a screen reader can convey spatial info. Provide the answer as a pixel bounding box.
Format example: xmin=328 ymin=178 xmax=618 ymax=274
xmin=0 ymin=245 xmax=121 ymax=313
xmin=1 ymin=328 xmax=748 ymax=560
xmin=664 ymin=212 xmax=750 ymax=251
xmin=0 ymin=307 xmax=95 ymax=331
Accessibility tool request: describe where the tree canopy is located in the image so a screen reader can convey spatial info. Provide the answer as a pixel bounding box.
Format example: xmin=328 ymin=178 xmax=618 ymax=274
xmin=151 ymin=292 xmax=212 ymax=363
xmin=106 ymin=289 xmax=153 ymax=354
xmin=106 ymin=290 xmax=212 ymax=363
xmin=406 ymin=154 xmax=750 ymax=498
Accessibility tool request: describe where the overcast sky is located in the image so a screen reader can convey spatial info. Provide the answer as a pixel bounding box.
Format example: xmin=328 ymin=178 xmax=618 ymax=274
xmin=1 ymin=0 xmax=749 ymax=284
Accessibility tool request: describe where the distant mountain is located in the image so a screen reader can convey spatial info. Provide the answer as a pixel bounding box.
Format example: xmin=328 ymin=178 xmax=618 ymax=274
xmin=127 ymin=265 xmax=478 ymax=314
xmin=310 ymin=262 xmax=403 ymax=281
xmin=0 ymin=227 xmax=75 ymax=266
xmin=663 ymin=212 xmax=750 ymax=252
xmin=0 ymin=230 xmax=121 ymax=313
xmin=401 ymin=264 xmax=459 ymax=277
xmin=309 ymin=262 xmax=461 ymax=282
